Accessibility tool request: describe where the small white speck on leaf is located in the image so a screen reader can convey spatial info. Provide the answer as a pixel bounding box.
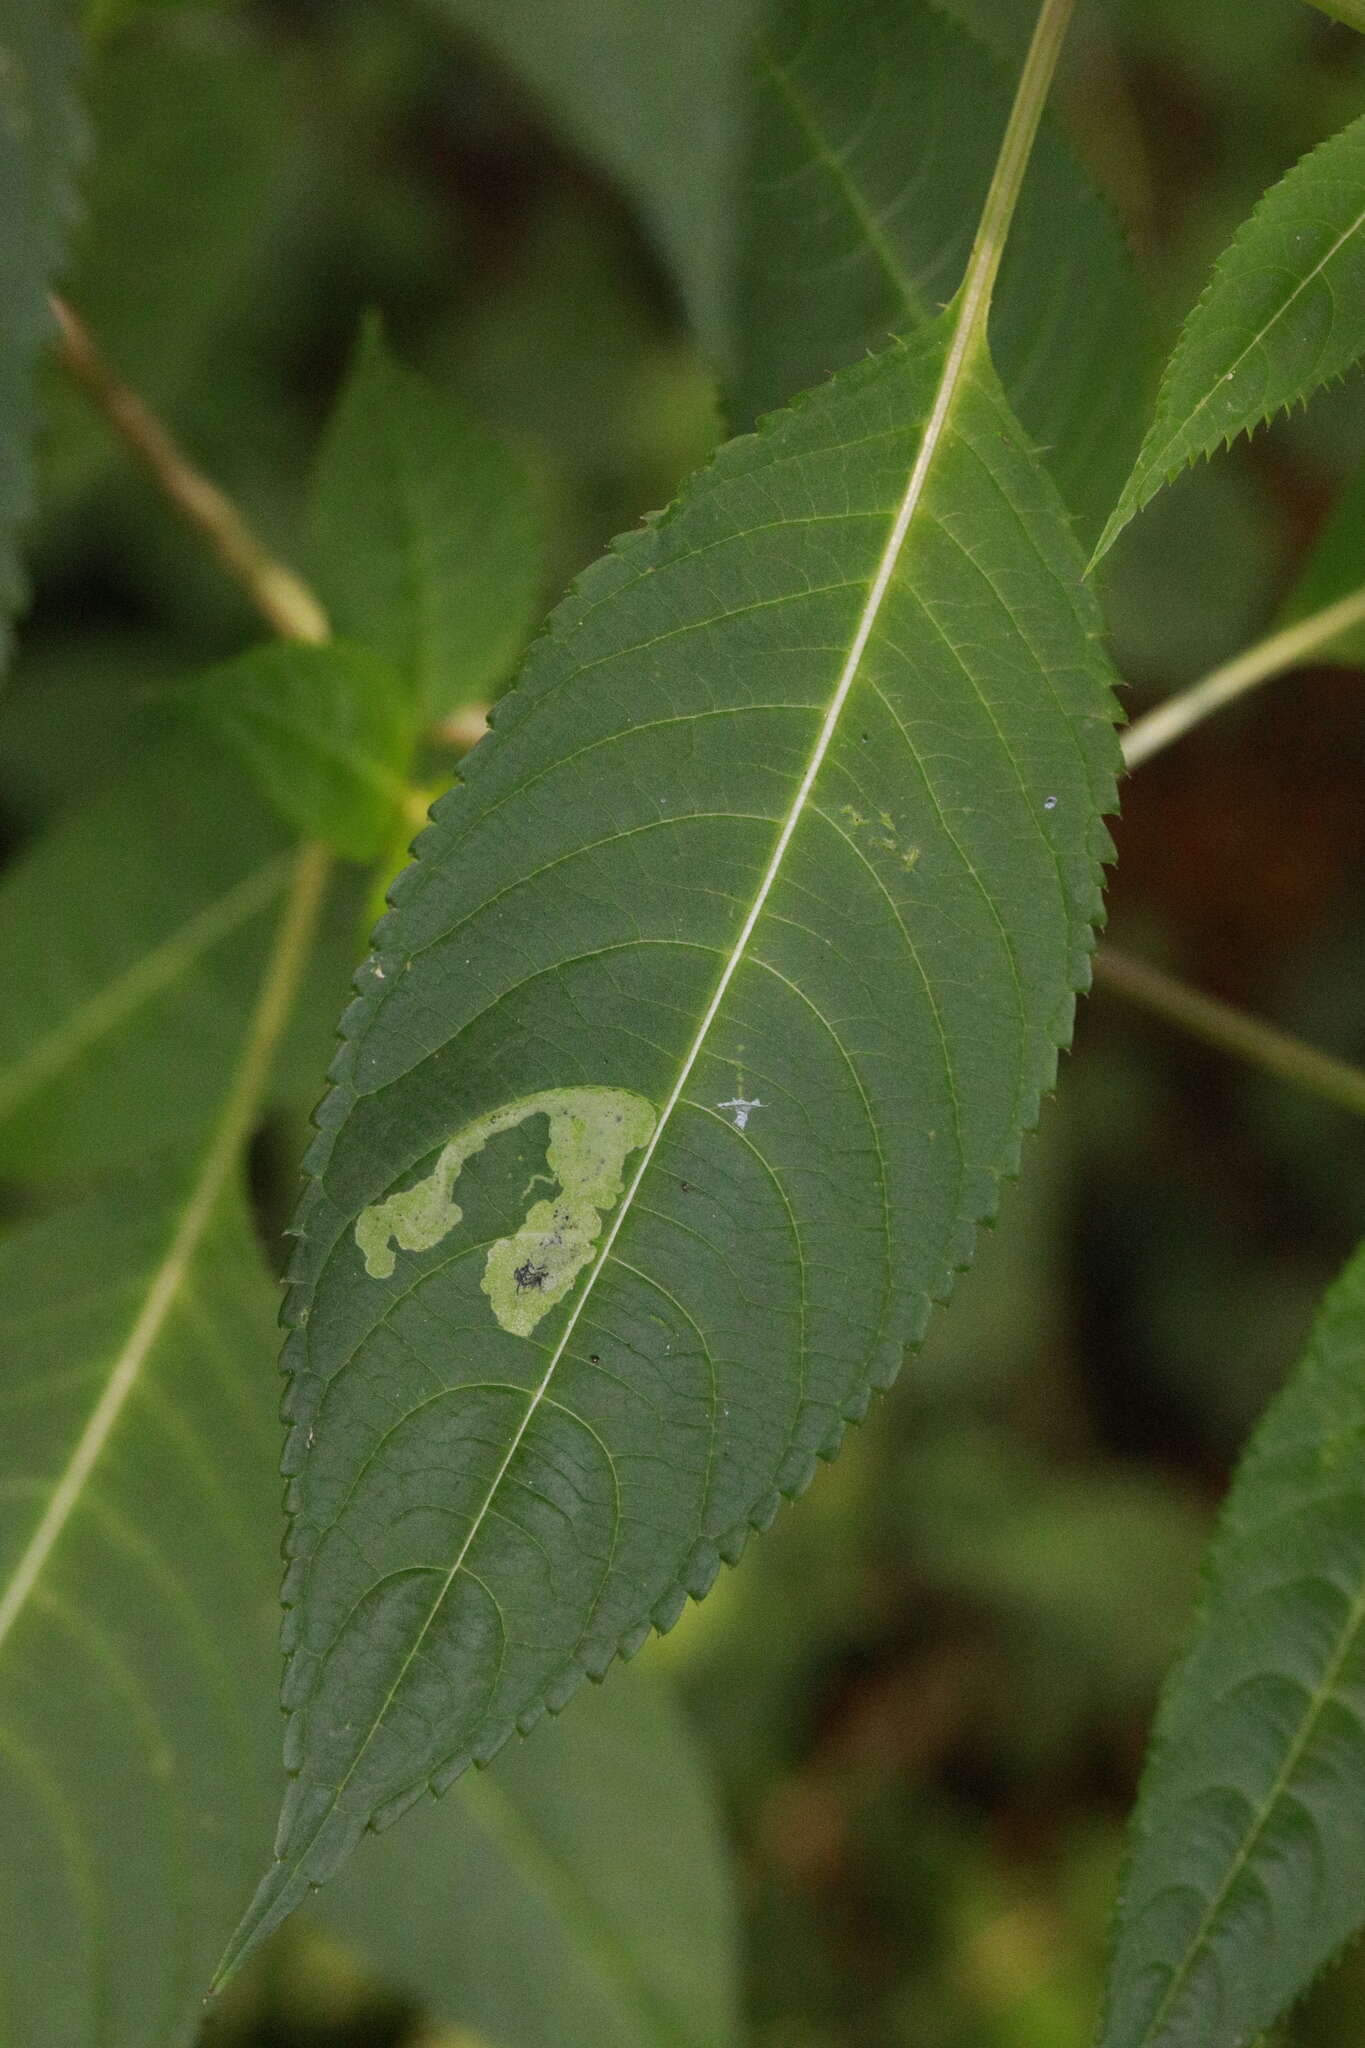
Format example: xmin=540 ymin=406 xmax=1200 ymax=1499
xmin=719 ymin=1097 xmax=764 ymax=1131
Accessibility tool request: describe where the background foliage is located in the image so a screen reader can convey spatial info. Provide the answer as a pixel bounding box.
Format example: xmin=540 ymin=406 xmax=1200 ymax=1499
xmin=3 ymin=1 xmax=1365 ymax=2044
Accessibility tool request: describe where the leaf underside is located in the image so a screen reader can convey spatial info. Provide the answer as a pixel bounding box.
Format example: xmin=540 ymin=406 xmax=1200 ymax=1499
xmin=1098 ymin=1241 xmax=1365 ymax=2048
xmin=1095 ymin=109 xmax=1365 ymax=560
xmin=736 ymin=0 xmax=1146 ymax=541
xmin=227 ymin=309 xmax=1120 ymax=1967
xmin=0 ymin=1165 xmax=281 ymax=2048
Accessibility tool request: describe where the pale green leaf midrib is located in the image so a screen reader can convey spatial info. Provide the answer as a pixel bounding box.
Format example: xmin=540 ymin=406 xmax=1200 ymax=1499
xmin=0 ymin=851 xmax=292 ymax=1123
xmin=287 ymin=281 xmax=996 ymax=1882
xmin=1129 ymin=1568 xmax=1365 ymax=2048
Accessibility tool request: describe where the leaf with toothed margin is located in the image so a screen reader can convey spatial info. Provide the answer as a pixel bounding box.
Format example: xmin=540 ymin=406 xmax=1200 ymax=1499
xmin=1097 ymin=1240 xmax=1365 ymax=2048
xmin=1094 ymin=111 xmax=1365 ymax=563
xmin=735 ymin=0 xmax=1146 ymax=545
xmin=217 ymin=294 xmax=1121 ymax=1979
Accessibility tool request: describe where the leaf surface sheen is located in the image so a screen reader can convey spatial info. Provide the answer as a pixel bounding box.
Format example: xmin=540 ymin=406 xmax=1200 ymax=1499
xmin=230 ymin=305 xmax=1121 ymax=1962
xmin=1098 ymin=1241 xmax=1365 ymax=2048
xmin=737 ymin=0 xmax=1146 ymax=540
xmin=1095 ymin=110 xmax=1365 ymax=560
xmin=0 ymin=1163 xmax=282 ymax=2048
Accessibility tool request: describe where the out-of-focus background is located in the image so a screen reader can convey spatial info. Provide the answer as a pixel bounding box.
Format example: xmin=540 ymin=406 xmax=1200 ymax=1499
xmin=7 ymin=1 xmax=1365 ymax=2042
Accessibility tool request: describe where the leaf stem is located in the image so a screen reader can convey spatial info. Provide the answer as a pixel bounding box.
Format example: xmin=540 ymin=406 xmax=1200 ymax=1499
xmin=50 ymin=295 xmax=331 ymax=645
xmin=1093 ymin=945 xmax=1365 ymax=1119
xmin=1121 ymin=585 xmax=1365 ymax=769
xmin=956 ymin=0 xmax=1080 ymax=346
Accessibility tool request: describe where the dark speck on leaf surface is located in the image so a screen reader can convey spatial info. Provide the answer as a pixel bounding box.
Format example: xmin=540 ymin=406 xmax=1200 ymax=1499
xmin=514 ymin=1261 xmax=549 ymax=1292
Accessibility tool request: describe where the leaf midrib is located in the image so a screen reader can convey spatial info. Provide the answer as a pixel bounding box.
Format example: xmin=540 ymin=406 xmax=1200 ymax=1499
xmin=294 ymin=283 xmax=997 ymax=1872
xmin=0 ymin=851 xmax=292 ymax=1124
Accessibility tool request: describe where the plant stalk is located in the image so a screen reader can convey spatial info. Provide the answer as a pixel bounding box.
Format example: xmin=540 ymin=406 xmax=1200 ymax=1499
xmin=50 ymin=295 xmax=330 ymax=645
xmin=956 ymin=0 xmax=1079 ymax=336
xmin=1093 ymin=946 xmax=1365 ymax=1119
xmin=1122 ymin=586 xmax=1365 ymax=769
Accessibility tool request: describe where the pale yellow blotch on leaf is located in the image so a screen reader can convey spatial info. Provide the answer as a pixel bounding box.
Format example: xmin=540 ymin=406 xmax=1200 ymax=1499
xmin=354 ymin=1087 xmax=657 ymax=1336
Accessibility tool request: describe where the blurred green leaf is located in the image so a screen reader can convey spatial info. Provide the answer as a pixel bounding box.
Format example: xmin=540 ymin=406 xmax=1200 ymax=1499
xmin=323 ymin=1660 xmax=738 ymax=2048
xmin=427 ymin=0 xmax=759 ymax=365
xmin=735 ymin=0 xmax=1147 ymax=539
xmin=0 ymin=1159 xmax=281 ymax=2047
xmin=1302 ymin=0 xmax=1365 ymax=29
xmin=171 ymin=639 xmax=415 ymax=862
xmin=0 ymin=0 xmax=82 ymax=667
xmin=310 ymin=321 xmax=542 ymax=722
xmin=223 ymin=285 xmax=1120 ymax=1966
xmin=43 ymin=12 xmax=282 ymax=504
xmin=1096 ymin=112 xmax=1365 ymax=561
xmin=0 ymin=734 xmax=314 ymax=1186
xmin=1276 ymin=457 xmax=1365 ymax=662
xmin=1098 ymin=1240 xmax=1365 ymax=2048
xmin=900 ymin=1429 xmax=1208 ymax=1713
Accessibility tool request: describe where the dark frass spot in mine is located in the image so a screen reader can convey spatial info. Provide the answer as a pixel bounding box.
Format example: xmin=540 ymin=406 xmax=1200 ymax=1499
xmin=514 ymin=1261 xmax=549 ymax=1292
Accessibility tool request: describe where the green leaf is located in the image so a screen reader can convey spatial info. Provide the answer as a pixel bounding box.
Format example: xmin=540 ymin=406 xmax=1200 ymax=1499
xmin=323 ymin=1660 xmax=738 ymax=2048
xmin=43 ymin=10 xmax=281 ymax=504
xmin=0 ymin=1158 xmax=281 ymax=2047
xmin=170 ymin=639 xmax=416 ymax=862
xmin=0 ymin=734 xmax=327 ymax=1186
xmin=310 ymin=321 xmax=541 ymax=722
xmin=0 ymin=0 xmax=82 ymax=666
xmin=736 ymin=0 xmax=1146 ymax=540
xmin=223 ymin=284 xmax=1121 ymax=1970
xmin=1098 ymin=1240 xmax=1365 ymax=2048
xmin=1095 ymin=112 xmax=1365 ymax=562
xmin=427 ymin=0 xmax=760 ymax=365
xmin=1275 ymin=457 xmax=1365 ymax=662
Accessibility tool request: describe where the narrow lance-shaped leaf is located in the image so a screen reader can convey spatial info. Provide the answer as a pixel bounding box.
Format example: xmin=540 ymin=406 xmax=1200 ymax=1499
xmin=1098 ymin=1240 xmax=1365 ymax=2048
xmin=0 ymin=0 xmax=82 ymax=667
xmin=323 ymin=1659 xmax=739 ymax=2048
xmin=223 ymin=52 xmax=1121 ymax=1970
xmin=1095 ymin=112 xmax=1365 ymax=562
xmin=736 ymin=0 xmax=1146 ymax=540
xmin=309 ymin=320 xmax=542 ymax=722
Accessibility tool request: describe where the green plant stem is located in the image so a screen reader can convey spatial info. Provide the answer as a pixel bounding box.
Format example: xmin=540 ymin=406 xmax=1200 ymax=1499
xmin=51 ymin=295 xmax=330 ymax=645
xmin=956 ymin=0 xmax=1079 ymax=345
xmin=1121 ymin=586 xmax=1365 ymax=769
xmin=1093 ymin=946 xmax=1365 ymax=1119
